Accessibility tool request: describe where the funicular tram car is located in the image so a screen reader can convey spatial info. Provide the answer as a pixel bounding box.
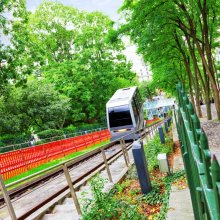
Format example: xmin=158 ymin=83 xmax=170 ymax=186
xmin=106 ymin=86 xmax=144 ymax=141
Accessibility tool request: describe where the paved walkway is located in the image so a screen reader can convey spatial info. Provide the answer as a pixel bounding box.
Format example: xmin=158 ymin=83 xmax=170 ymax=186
xmin=166 ymin=154 xmax=194 ymax=220
xmin=200 ymin=104 xmax=220 ymax=163
xmin=167 ymin=117 xmax=194 ymax=220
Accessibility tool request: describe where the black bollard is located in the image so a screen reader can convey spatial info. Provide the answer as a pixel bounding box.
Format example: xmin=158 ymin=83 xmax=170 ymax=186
xmin=158 ymin=125 xmax=165 ymax=144
xmin=164 ymin=120 xmax=168 ymax=133
xmin=167 ymin=117 xmax=172 ymax=127
xmin=132 ymin=140 xmax=152 ymax=194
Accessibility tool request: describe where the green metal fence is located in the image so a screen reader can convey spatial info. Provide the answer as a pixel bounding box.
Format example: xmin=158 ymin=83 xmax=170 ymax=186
xmin=175 ymin=83 xmax=220 ymax=220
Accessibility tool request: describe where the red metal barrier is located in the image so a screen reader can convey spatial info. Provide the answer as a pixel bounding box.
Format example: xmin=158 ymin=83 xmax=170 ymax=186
xmin=0 ymin=130 xmax=110 ymax=180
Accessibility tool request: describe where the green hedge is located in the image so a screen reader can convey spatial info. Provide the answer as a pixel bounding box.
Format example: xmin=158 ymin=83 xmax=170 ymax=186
xmin=62 ymin=123 xmax=106 ymax=134
xmin=37 ymin=129 xmax=64 ymax=139
xmin=0 ymin=134 xmax=31 ymax=147
xmin=0 ymin=123 xmax=107 ymax=153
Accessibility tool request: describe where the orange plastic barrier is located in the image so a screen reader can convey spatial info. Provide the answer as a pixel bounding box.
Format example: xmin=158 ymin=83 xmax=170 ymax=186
xmin=146 ymin=117 xmax=160 ymax=125
xmin=0 ymin=130 xmax=110 ymax=180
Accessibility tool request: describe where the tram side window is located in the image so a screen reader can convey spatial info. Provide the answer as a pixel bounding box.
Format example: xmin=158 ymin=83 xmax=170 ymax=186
xmin=108 ymin=105 xmax=132 ymax=128
xmin=132 ymin=100 xmax=139 ymax=123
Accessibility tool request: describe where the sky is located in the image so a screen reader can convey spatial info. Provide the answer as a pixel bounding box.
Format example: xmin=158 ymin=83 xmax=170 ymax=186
xmin=26 ymin=0 xmax=124 ymax=21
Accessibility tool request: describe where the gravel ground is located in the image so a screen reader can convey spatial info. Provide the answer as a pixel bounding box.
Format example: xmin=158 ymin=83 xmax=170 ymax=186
xmin=200 ymin=104 xmax=220 ymax=163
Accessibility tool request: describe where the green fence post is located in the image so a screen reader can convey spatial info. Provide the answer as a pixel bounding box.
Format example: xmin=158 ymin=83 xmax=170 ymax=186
xmin=196 ymin=187 xmax=206 ymax=219
xmin=200 ymin=132 xmax=212 ymax=189
xmin=211 ymin=155 xmax=220 ymax=219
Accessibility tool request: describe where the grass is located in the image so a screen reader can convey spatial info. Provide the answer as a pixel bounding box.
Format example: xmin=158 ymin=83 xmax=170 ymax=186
xmin=4 ymin=140 xmax=110 ymax=187
xmin=147 ymin=118 xmax=163 ymax=127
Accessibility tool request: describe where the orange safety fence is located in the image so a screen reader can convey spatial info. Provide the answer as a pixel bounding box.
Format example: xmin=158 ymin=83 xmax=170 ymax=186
xmin=146 ymin=117 xmax=160 ymax=125
xmin=0 ymin=129 xmax=110 ymax=180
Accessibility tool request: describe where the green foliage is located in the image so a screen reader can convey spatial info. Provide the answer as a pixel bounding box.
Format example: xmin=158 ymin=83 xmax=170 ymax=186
xmin=62 ymin=123 xmax=105 ymax=135
xmin=37 ymin=129 xmax=64 ymax=139
xmin=0 ymin=133 xmax=30 ymax=146
xmin=82 ymin=175 xmax=145 ymax=220
xmin=62 ymin=125 xmax=77 ymax=135
xmin=137 ymin=184 xmax=163 ymax=206
xmin=126 ymin=165 xmax=138 ymax=180
xmin=115 ymin=179 xmax=131 ymax=193
xmin=168 ymin=110 xmax=173 ymax=117
xmin=0 ymin=0 xmax=29 ymax=95
xmin=13 ymin=1 xmax=135 ymax=125
xmin=138 ymin=81 xmax=156 ymax=100
xmin=144 ymin=133 xmax=172 ymax=171
xmin=0 ymin=1 xmax=135 ymax=137
xmin=0 ymin=78 xmax=70 ymax=134
xmin=0 ymin=133 xmax=31 ymax=152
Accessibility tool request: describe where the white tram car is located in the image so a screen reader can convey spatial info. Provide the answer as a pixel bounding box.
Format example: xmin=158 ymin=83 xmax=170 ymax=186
xmin=106 ymin=86 xmax=144 ymax=141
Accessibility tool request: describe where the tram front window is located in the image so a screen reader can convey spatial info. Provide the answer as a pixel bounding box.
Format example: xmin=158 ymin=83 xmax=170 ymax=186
xmin=108 ymin=105 xmax=132 ymax=128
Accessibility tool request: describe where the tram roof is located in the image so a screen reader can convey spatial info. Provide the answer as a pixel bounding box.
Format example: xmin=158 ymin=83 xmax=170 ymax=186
xmin=106 ymin=86 xmax=137 ymax=108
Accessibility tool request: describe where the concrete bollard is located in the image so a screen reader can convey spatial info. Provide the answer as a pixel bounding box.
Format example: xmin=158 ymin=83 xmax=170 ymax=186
xmin=132 ymin=140 xmax=152 ymax=194
xmin=158 ymin=126 xmax=165 ymax=144
xmin=157 ymin=153 xmax=170 ymax=173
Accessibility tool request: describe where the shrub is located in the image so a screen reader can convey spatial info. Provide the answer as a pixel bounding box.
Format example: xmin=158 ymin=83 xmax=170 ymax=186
xmin=0 ymin=134 xmax=31 ymax=146
xmin=144 ymin=134 xmax=172 ymax=171
xmin=35 ymin=140 xmax=48 ymax=145
xmin=75 ymin=123 xmax=102 ymax=132
xmin=62 ymin=125 xmax=77 ymax=134
xmin=137 ymin=184 xmax=163 ymax=205
xmin=62 ymin=123 xmax=106 ymax=135
xmin=37 ymin=129 xmax=64 ymax=139
xmin=82 ymin=176 xmax=145 ymax=220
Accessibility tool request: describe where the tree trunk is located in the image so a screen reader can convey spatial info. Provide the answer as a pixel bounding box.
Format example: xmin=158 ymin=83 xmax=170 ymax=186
xmin=189 ymin=78 xmax=196 ymax=110
xmin=184 ymin=36 xmax=203 ymax=117
xmin=200 ymin=0 xmax=220 ymax=119
xmin=193 ymin=39 xmax=220 ymax=120
xmin=194 ymin=68 xmax=203 ymax=118
xmin=174 ymin=0 xmax=218 ymax=119
xmin=203 ymin=65 xmax=212 ymax=120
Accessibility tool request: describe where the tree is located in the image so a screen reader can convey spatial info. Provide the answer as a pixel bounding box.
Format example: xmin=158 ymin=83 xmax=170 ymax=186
xmin=13 ymin=1 xmax=136 ymax=124
xmin=0 ymin=0 xmax=29 ymax=95
xmin=120 ymin=0 xmax=220 ymax=120
xmin=138 ymin=81 xmax=156 ymax=100
xmin=0 ymin=77 xmax=70 ymax=134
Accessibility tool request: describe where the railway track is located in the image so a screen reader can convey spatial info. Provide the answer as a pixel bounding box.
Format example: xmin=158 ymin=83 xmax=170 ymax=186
xmin=0 ymin=142 xmax=116 ymax=206
xmin=0 ymin=120 xmax=166 ymax=220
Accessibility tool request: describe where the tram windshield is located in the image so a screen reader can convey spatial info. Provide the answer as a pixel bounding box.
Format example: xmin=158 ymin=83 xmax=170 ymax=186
xmin=108 ymin=105 xmax=132 ymax=128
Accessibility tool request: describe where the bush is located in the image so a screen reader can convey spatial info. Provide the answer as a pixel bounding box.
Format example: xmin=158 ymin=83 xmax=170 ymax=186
xmin=82 ymin=176 xmax=145 ymax=220
xmin=144 ymin=134 xmax=172 ymax=171
xmin=62 ymin=123 xmax=106 ymax=135
xmin=62 ymin=125 xmax=77 ymax=134
xmin=75 ymin=123 xmax=102 ymax=132
xmin=35 ymin=140 xmax=48 ymax=145
xmin=37 ymin=129 xmax=64 ymax=139
xmin=0 ymin=134 xmax=31 ymax=146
